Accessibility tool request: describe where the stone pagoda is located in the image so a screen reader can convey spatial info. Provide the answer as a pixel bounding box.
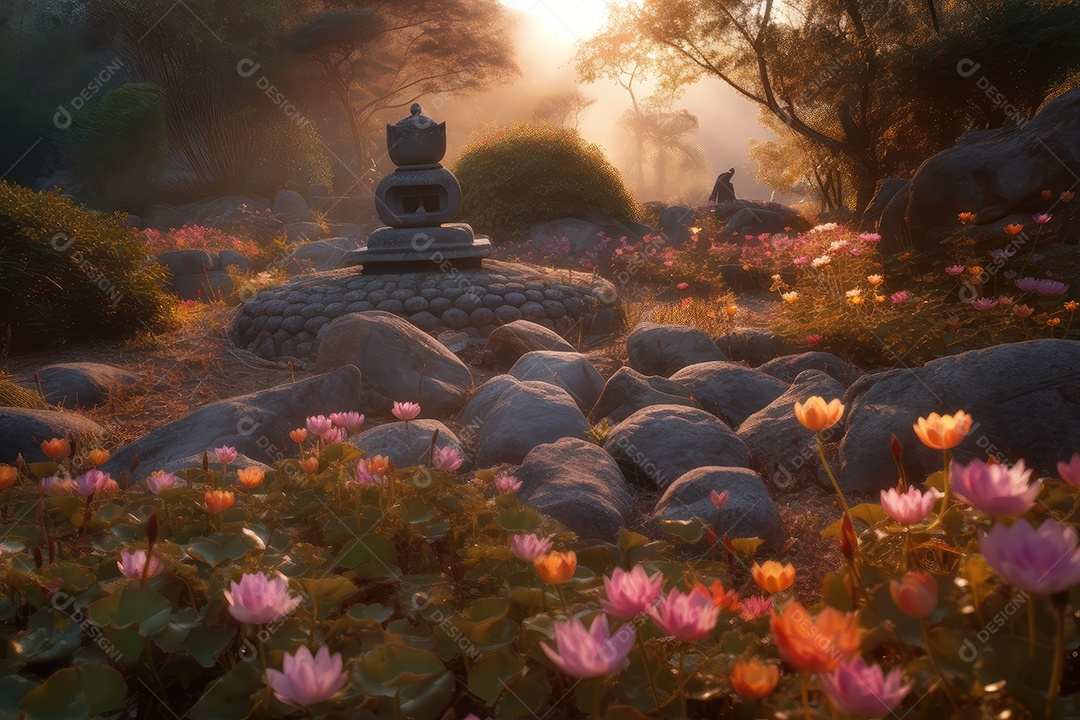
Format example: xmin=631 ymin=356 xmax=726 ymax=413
xmin=345 ymin=104 xmax=490 ymax=271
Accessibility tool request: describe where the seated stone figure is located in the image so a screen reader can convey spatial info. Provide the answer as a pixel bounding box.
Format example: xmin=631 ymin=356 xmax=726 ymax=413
xmin=709 ymin=168 xmax=737 ymax=204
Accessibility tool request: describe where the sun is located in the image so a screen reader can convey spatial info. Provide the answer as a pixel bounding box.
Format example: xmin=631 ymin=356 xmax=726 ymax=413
xmin=499 ymin=0 xmax=624 ymax=39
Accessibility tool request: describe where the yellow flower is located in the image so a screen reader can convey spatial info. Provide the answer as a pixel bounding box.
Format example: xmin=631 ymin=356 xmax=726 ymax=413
xmin=751 ymin=561 xmax=796 ymax=593
xmin=1065 ymin=301 xmax=1078 ymax=312
xmin=0 ymin=464 xmax=17 ymax=490
xmin=794 ymin=396 xmax=845 ymax=431
xmin=969 ymin=266 xmax=984 ymax=276
xmin=236 ymin=467 xmax=265 ymax=488
xmin=874 ymin=295 xmax=886 ymax=303
xmin=781 ymin=291 xmax=799 ymax=304
xmin=867 ymin=274 xmax=884 ymax=286
xmin=913 ymin=411 xmax=972 ymax=450
xmin=730 ymin=660 xmax=781 ymax=699
xmin=534 ymin=551 xmax=577 ymax=584
xmin=88 ymin=449 xmax=110 ymax=466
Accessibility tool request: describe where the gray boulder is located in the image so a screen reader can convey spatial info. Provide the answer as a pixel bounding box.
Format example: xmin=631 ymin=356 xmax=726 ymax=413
xmin=103 ymin=366 xmax=362 ymax=479
xmin=626 ymin=323 xmax=728 ymax=377
xmin=737 ymin=371 xmax=846 ymax=492
xmin=721 ymin=208 xmax=787 ymax=238
xmin=484 ymin=320 xmax=575 ymax=368
xmin=508 ymin=351 xmax=604 ymax=412
xmin=219 ymin=250 xmax=256 ymax=273
xmin=670 ymin=362 xmax=789 ymax=427
xmin=759 ymin=352 xmax=864 ymax=387
xmin=514 ymin=438 xmax=634 ymax=541
xmin=0 ymin=408 xmax=106 ymax=464
xmin=649 ymin=466 xmax=784 ymax=550
xmin=860 ymin=179 xmax=909 ymax=232
xmin=284 ymin=238 xmax=357 ymax=275
xmin=351 ymin=419 xmax=467 ymax=470
xmin=603 ymin=405 xmax=751 ymax=490
xmin=272 ymin=189 xmax=312 ymax=222
xmin=315 ymin=311 xmax=472 ymax=417
xmin=658 ymin=206 xmax=695 ymax=248
xmin=283 ymin=222 xmax=325 ymax=246
xmin=156 ymin=250 xmax=217 ymax=275
xmin=588 ymin=367 xmax=697 ymax=424
xmin=838 ymin=339 xmax=1080 ymax=494
xmin=457 ymin=376 xmax=522 ymax=445
xmin=714 ymin=330 xmax=790 ymax=366
xmin=474 ymin=381 xmax=590 ymax=467
xmin=28 ymin=362 xmax=141 ymax=409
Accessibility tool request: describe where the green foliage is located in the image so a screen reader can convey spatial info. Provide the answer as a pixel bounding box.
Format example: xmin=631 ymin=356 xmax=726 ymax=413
xmin=0 ymin=183 xmax=177 ymax=353
xmin=454 ymin=123 xmax=641 ymax=238
xmin=62 ymin=83 xmax=168 ymax=210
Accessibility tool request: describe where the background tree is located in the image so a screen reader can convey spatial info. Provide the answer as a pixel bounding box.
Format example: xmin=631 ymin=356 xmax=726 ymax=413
xmin=620 ymin=105 xmax=708 ymax=200
xmin=578 ymin=0 xmax=1080 ymax=217
xmin=532 ymin=89 xmax=596 ymax=130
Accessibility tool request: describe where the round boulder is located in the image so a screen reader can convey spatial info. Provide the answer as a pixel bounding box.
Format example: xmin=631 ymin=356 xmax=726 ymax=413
xmin=351 ymin=419 xmax=467 ymax=470
xmin=670 ymin=362 xmax=790 ymax=427
xmin=758 ymin=352 xmax=864 ymax=387
xmin=508 ymin=351 xmax=605 ymax=412
xmin=626 ymin=323 xmax=728 ymax=377
xmin=588 ymin=366 xmax=697 ymax=424
xmin=30 ymin=362 xmax=141 ymax=409
xmin=474 ymin=381 xmax=590 ymax=467
xmin=0 ymin=408 xmax=106 ymax=463
xmin=484 ymin=320 xmax=576 ymax=368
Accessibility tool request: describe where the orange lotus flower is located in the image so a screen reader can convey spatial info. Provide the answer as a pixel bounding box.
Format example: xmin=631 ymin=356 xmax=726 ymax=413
xmin=752 ymin=561 xmax=796 ymax=593
xmin=695 ymin=580 xmax=740 ymax=611
xmin=724 ymin=304 xmax=738 ymax=317
xmin=299 ymin=457 xmax=320 ymax=474
xmin=889 ymin=571 xmax=938 ymax=618
xmin=205 ymin=489 xmax=235 ymax=513
xmin=1003 ymin=223 xmax=1024 ymax=235
xmin=770 ymin=601 xmax=862 ymax=673
xmin=1061 ymin=191 xmax=1075 ymax=203
xmin=1048 ymin=317 xmax=1061 ymax=327
xmin=1065 ymin=301 xmax=1078 ymax=312
xmin=0 ymin=464 xmax=17 ymax=490
xmin=88 ymin=449 xmax=110 ymax=466
xmin=794 ymin=396 xmax=845 ymax=432
xmin=913 ymin=411 xmax=972 ymax=450
xmin=866 ymin=274 xmax=884 ymax=287
xmin=958 ymin=212 xmax=977 ymax=225
xmin=236 ymin=467 xmax=265 ymax=488
xmin=730 ymin=659 xmax=781 ymax=699
xmin=41 ymin=438 xmax=71 ymax=460
xmin=1013 ymin=304 xmax=1034 ymax=318
xmin=367 ymin=455 xmax=394 ymax=477
xmin=534 ymin=551 xmax=577 ymax=584
xmin=290 ymin=428 xmax=308 ymax=444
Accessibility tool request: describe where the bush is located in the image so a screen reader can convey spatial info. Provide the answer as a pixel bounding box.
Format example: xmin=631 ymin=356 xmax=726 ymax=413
xmin=454 ymin=122 xmax=641 ymax=237
xmin=0 ymin=183 xmax=177 ymax=353
xmin=62 ymin=83 xmax=169 ymax=211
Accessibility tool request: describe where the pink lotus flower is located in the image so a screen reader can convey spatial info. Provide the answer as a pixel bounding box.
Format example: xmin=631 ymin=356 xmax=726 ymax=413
xmin=890 ymin=290 xmax=909 ymax=304
xmin=118 ymin=549 xmax=165 ymax=579
xmin=1058 ymin=454 xmax=1080 ymax=488
xmin=951 ymin=459 xmax=1041 ymax=516
xmin=511 ymin=533 xmax=553 ymax=562
xmin=354 ymin=459 xmax=386 ymax=487
xmin=792 ymin=256 xmax=809 ymax=266
xmin=75 ymin=469 xmax=113 ymax=498
xmin=305 ymin=415 xmax=333 ymax=436
xmin=648 ymin=588 xmax=720 ymax=641
xmin=738 ymin=595 xmax=773 ymax=621
xmin=225 ymin=572 xmax=301 ymax=624
xmin=42 ymin=475 xmax=74 ymax=496
xmin=818 ymin=657 xmax=911 ymax=718
xmin=599 ymin=565 xmax=663 ymax=619
xmin=946 ymin=265 xmax=965 ymax=275
xmin=1033 ymin=213 xmax=1052 ymax=225
xmin=971 ymin=298 xmax=998 ymax=311
xmin=146 ymin=471 xmax=179 ymax=494
xmin=997 ymin=295 xmax=1014 ymax=306
xmin=266 ymin=645 xmax=347 ymax=706
xmin=431 ymin=446 xmax=463 ymax=471
xmin=214 ymin=446 xmax=238 ymax=464
xmin=322 ymin=427 xmax=347 ymax=444
xmin=710 ymin=489 xmax=729 ymax=508
xmin=858 ymin=232 xmax=881 ymax=243
xmin=541 ymin=614 xmax=635 ymax=678
xmin=392 ymin=402 xmax=421 ymax=421
xmin=979 ymin=518 xmax=1080 ymax=594
xmin=676 ymin=282 xmax=689 ymax=290
xmin=329 ymin=412 xmax=364 ymax=430
xmin=1014 ymin=276 xmax=1068 ymax=296
xmin=495 ymin=473 xmax=522 ymax=494
xmin=880 ymin=485 xmax=938 ymax=525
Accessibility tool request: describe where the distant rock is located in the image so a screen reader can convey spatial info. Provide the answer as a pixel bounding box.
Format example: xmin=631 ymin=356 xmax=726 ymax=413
xmin=315 ymin=311 xmax=472 ymax=418
xmin=758 ymin=352 xmax=864 ymax=387
xmin=603 ymin=405 xmax=751 ymax=490
xmin=484 ymin=320 xmax=576 ymax=368
xmin=515 ymin=438 xmax=634 ymax=541
xmin=588 ymin=367 xmax=697 ymax=424
xmin=714 ymin=330 xmax=790 ymax=366
xmin=626 ymin=323 xmax=727 ymax=377
xmin=283 ymin=238 xmax=358 ymax=275
xmin=860 ymin=179 xmax=908 ymax=232
xmin=721 ymin=208 xmax=787 ymax=238
xmin=351 ymin=419 xmax=468 ymax=470
xmin=272 ymin=189 xmax=312 ymax=223
xmin=508 ymin=351 xmax=604 ymax=412
xmin=0 ymin=408 xmax=106 ymax=464
xmin=658 ymin=206 xmax=695 ymax=248
xmin=670 ymin=362 xmax=789 ymax=427
xmin=27 ymin=362 xmax=140 ymax=409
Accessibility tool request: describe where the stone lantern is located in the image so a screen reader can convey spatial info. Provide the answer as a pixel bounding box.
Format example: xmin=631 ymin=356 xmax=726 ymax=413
xmin=347 ymin=104 xmax=490 ymax=271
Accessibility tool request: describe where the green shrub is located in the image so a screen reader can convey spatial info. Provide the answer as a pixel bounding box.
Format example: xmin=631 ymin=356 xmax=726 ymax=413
xmin=62 ymin=83 xmax=169 ymax=211
xmin=241 ymin=108 xmax=334 ymax=196
xmin=0 ymin=183 xmax=177 ymax=353
xmin=454 ymin=122 xmax=641 ymax=238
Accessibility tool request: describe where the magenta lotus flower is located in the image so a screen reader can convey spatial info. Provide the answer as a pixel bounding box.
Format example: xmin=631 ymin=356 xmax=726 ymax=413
xmin=305 ymin=415 xmax=333 ymax=436
xmin=1015 ymin=277 xmax=1069 ymax=296
xmin=792 ymin=256 xmax=809 ymax=266
xmin=75 ymin=469 xmax=113 ymax=498
xmin=431 ymin=446 xmax=463 ymax=471
xmin=738 ymin=595 xmax=773 ymax=621
xmin=858 ymin=232 xmax=881 ymax=243
xmin=1033 ymin=213 xmax=1052 ymax=225
xmin=146 ymin=472 xmax=179 ymax=494
xmin=1058 ymin=454 xmax=1080 ymax=489
xmin=329 ymin=412 xmax=364 ymax=430
xmin=818 ymin=657 xmax=911 ymax=718
xmin=648 ymin=588 xmax=720 ymax=641
xmin=511 ymin=533 xmax=553 ymax=562
xmin=42 ymin=475 xmax=74 ymax=496
xmin=890 ymin=290 xmax=909 ymax=304
xmin=946 ymin=265 xmax=965 ymax=275
xmin=266 ymin=645 xmax=347 ymax=706
xmin=322 ymin=427 xmax=347 ymax=444
xmin=118 ymin=549 xmax=164 ymax=579
xmin=880 ymin=485 xmax=938 ymax=525
xmin=225 ymin=572 xmax=301 ymax=624
xmin=214 ymin=446 xmax=238 ymax=464
xmin=951 ymin=459 xmax=1041 ymax=516
xmin=599 ymin=566 xmax=663 ymax=619
xmin=980 ymin=518 xmax=1080 ymax=594
xmin=392 ymin=401 xmax=421 ymax=421
xmin=710 ymin=489 xmax=729 ymax=508
xmin=541 ymin=614 xmax=635 ymax=678
xmin=495 ymin=473 xmax=522 ymax=494
xmin=971 ymin=298 xmax=998 ymax=311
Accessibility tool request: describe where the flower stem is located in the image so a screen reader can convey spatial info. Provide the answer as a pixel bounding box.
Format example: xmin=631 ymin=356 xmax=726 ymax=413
xmin=636 ymin=633 xmax=660 ymax=712
xmin=679 ymin=650 xmax=687 ymax=719
xmin=800 ymin=673 xmax=811 ymax=720
xmin=556 ymin=585 xmax=569 ymax=617
xmin=921 ymin=617 xmax=958 ymax=709
xmin=816 ymin=431 xmax=851 ymax=515
xmin=1028 ymin=595 xmax=1037 ymax=662
xmin=1048 ymin=595 xmax=1065 ymax=716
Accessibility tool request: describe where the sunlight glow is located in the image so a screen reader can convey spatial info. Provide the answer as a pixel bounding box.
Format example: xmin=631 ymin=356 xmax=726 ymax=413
xmin=499 ymin=0 xmax=625 ymax=39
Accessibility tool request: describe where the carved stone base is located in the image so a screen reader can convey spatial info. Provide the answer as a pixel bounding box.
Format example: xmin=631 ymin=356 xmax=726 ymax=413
xmin=345 ymin=223 xmax=491 ymax=272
